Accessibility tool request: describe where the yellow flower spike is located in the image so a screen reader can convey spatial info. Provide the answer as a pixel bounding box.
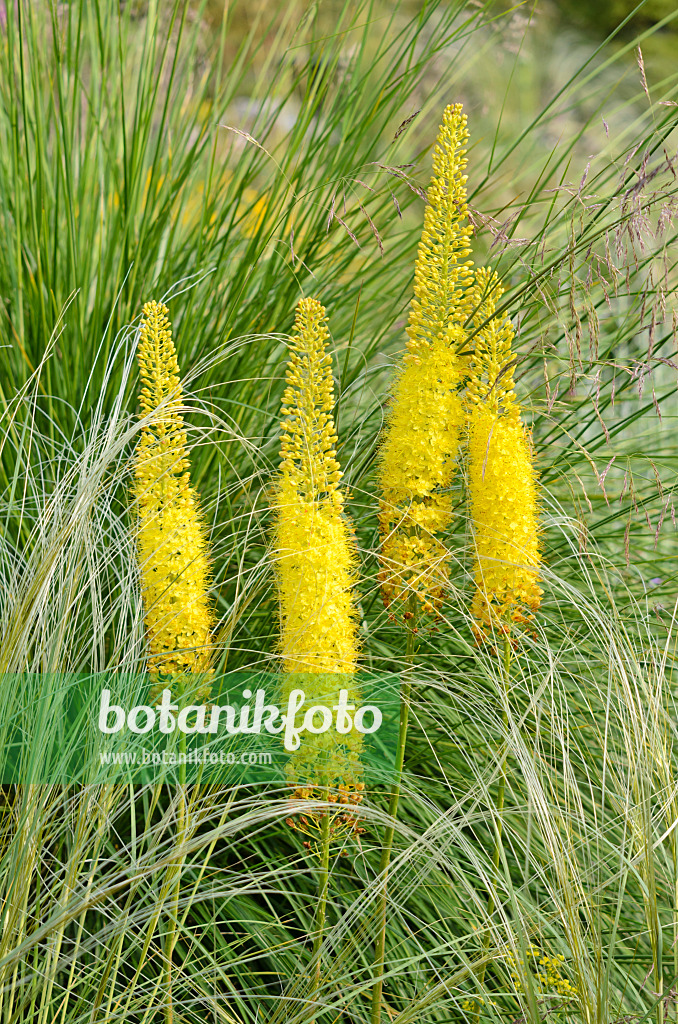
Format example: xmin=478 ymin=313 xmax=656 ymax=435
xmin=377 ymin=103 xmax=474 ymax=616
xmin=467 ymin=271 xmax=542 ymax=641
xmin=274 ymin=297 xmax=359 ymax=676
xmin=406 ymin=103 xmax=475 ymax=356
xmin=132 ymin=300 xmax=214 ymax=682
xmin=274 ymin=296 xmax=364 ymax=829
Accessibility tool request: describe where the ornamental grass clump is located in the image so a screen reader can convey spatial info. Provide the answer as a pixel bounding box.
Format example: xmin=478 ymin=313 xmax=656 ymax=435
xmin=132 ymin=300 xmax=214 ymax=687
xmin=467 ymin=268 xmax=542 ymax=642
xmin=377 ymin=103 xmax=474 ymax=618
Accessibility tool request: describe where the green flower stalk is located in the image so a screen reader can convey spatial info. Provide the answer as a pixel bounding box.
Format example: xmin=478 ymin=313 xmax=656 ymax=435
xmin=377 ymin=102 xmax=474 ymax=618
xmin=274 ymin=297 xmax=364 ymax=1020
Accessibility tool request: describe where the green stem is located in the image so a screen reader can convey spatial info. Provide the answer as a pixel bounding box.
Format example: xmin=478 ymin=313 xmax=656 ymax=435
xmin=370 ymin=594 xmax=418 ymax=1024
xmin=309 ymin=785 xmax=332 ymax=1023
xmin=165 ymin=730 xmax=187 ymax=1024
xmin=472 ymin=636 xmax=511 ymax=1024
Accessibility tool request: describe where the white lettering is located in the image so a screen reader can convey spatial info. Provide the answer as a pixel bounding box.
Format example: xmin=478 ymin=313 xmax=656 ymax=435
xmin=98 ymin=689 xmax=125 ymax=733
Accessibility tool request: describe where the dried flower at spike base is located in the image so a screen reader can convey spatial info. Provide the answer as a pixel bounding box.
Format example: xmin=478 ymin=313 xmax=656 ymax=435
xmin=467 ymin=269 xmax=542 ymax=640
xmin=132 ymin=300 xmax=214 ymax=683
xmin=286 ymin=782 xmax=366 ymax=857
xmin=377 ymin=104 xmax=474 ymax=617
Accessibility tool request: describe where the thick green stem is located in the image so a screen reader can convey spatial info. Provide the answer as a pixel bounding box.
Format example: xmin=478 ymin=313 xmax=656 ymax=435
xmin=165 ymin=730 xmax=187 ymax=1024
xmin=370 ymin=595 xmax=417 ymax=1024
xmin=308 ymin=786 xmax=332 ymax=1023
xmin=473 ymin=636 xmax=511 ymax=1023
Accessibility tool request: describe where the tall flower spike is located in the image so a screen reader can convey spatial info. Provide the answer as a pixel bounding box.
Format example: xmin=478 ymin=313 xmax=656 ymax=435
xmin=133 ymin=300 xmax=214 ymax=680
xmin=377 ymin=103 xmax=474 ymax=616
xmin=275 ymin=297 xmax=359 ymax=676
xmin=467 ymin=269 xmax=542 ymax=640
xmin=274 ymin=297 xmax=364 ymax=814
